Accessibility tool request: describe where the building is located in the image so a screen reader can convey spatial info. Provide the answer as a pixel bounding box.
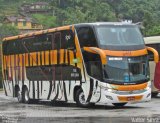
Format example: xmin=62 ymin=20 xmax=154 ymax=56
xmin=3 ymin=15 xmax=43 ymax=34
xmin=19 ymin=2 xmax=51 ymax=14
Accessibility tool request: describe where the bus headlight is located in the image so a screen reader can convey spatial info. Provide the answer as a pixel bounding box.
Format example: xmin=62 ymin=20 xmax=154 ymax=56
xmin=146 ymin=87 xmax=151 ymax=90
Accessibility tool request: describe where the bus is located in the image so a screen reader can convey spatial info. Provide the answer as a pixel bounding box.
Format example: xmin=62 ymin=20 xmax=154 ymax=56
xmin=144 ymin=36 xmax=160 ymax=97
xmin=2 ymin=22 xmax=159 ymax=107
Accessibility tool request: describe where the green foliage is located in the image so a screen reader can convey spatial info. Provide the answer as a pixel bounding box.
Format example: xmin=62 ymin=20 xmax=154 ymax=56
xmin=0 ymin=24 xmax=19 ymax=39
xmin=146 ymin=25 xmax=160 ymax=36
xmin=32 ymin=14 xmax=57 ymax=28
xmin=0 ymin=0 xmax=160 ymax=36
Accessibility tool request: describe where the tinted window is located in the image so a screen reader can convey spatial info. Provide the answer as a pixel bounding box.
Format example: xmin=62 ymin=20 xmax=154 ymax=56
xmin=3 ymin=39 xmax=26 ymax=55
xmin=96 ymin=25 xmax=144 ymax=45
xmin=53 ymin=32 xmax=61 ymax=49
xmin=3 ymin=30 xmax=75 ymax=55
xmin=95 ymin=25 xmax=145 ymax=50
xmin=77 ymin=27 xmax=97 ymax=48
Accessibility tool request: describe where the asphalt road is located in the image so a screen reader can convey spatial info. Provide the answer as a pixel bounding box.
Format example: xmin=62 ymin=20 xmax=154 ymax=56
xmin=0 ymin=91 xmax=160 ymax=123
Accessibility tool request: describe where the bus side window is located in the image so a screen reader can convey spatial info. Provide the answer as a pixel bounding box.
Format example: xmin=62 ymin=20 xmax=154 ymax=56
xmin=77 ymin=27 xmax=97 ymax=48
xmin=23 ymin=37 xmax=35 ymax=52
xmin=53 ymin=32 xmax=61 ymax=50
xmin=64 ymin=30 xmax=75 ymax=50
xmin=35 ymin=34 xmax=52 ymax=51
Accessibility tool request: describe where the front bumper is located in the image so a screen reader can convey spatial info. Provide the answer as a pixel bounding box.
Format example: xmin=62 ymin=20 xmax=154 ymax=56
xmin=98 ymin=86 xmax=151 ymax=104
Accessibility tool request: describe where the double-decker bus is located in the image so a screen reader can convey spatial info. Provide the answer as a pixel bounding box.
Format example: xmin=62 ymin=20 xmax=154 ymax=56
xmin=144 ymin=36 xmax=160 ymax=97
xmin=2 ymin=22 xmax=159 ymax=107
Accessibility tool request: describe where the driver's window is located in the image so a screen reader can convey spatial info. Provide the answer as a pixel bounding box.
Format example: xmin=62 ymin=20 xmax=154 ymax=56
xmin=77 ymin=27 xmax=97 ymax=48
xmin=77 ymin=27 xmax=102 ymax=80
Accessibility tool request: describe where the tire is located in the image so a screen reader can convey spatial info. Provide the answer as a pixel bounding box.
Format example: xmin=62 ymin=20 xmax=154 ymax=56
xmin=22 ymin=87 xmax=30 ymax=104
xmin=112 ymin=103 xmax=127 ymax=107
xmin=75 ymin=89 xmax=90 ymax=107
xmin=151 ymin=92 xmax=159 ymax=98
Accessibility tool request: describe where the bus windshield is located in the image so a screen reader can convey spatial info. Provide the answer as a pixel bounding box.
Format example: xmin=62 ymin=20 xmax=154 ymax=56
xmin=103 ymin=55 xmax=149 ymax=84
xmin=96 ymin=25 xmax=145 ymax=50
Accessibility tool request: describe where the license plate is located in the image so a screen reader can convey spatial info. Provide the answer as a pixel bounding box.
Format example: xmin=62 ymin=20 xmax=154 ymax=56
xmin=127 ymin=96 xmax=135 ymax=101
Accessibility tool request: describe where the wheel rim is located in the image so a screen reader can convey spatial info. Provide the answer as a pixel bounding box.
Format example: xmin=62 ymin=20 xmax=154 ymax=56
xmin=17 ymin=91 xmax=21 ymax=102
xmin=79 ymin=92 xmax=89 ymax=105
xmin=24 ymin=90 xmax=29 ymax=102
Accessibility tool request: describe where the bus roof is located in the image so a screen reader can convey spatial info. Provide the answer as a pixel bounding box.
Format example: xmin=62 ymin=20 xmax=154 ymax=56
xmin=74 ymin=22 xmax=136 ymax=27
xmin=144 ymin=36 xmax=160 ymax=44
xmin=2 ymin=22 xmax=136 ymax=42
xmin=2 ymin=25 xmax=72 ymax=42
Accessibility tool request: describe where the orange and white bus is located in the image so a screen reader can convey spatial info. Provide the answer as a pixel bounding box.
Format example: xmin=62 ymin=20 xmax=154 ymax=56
xmin=2 ymin=22 xmax=159 ymax=107
xmin=144 ymin=36 xmax=160 ymax=97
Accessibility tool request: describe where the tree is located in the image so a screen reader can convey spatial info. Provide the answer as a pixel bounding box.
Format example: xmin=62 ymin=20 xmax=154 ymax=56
xmin=32 ymin=14 xmax=57 ymax=28
xmin=0 ymin=24 xmax=19 ymax=39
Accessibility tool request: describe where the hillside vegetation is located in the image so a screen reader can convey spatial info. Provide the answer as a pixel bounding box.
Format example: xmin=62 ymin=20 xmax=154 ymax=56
xmin=0 ymin=0 xmax=160 ymax=36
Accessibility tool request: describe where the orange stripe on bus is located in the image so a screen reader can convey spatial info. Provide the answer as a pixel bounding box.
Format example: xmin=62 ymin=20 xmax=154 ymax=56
xmin=50 ymin=50 xmax=57 ymax=65
xmin=65 ymin=50 xmax=68 ymax=64
xmin=3 ymin=56 xmax=6 ymax=69
xmin=53 ymin=50 xmax=57 ymax=64
xmin=60 ymin=49 xmax=64 ymax=64
xmin=29 ymin=53 xmax=33 ymax=66
xmin=32 ymin=52 xmax=37 ymax=66
xmin=111 ymin=83 xmax=148 ymax=91
xmin=7 ymin=56 xmax=10 ymax=67
xmin=147 ymin=46 xmax=159 ymax=63
xmin=25 ymin=53 xmax=29 ymax=66
xmin=38 ymin=52 xmax=41 ymax=66
xmin=11 ymin=55 xmax=14 ymax=67
xmin=45 ymin=51 xmax=49 ymax=65
xmin=41 ymin=51 xmax=45 ymax=65
xmin=104 ymin=49 xmax=147 ymax=57
xmin=19 ymin=54 xmax=22 ymax=67
xmin=69 ymin=50 xmax=74 ymax=65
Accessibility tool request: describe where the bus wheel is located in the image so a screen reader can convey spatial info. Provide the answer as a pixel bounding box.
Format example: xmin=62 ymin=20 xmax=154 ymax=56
xmin=112 ymin=103 xmax=127 ymax=107
xmin=75 ymin=89 xmax=90 ymax=107
xmin=151 ymin=92 xmax=159 ymax=97
xmin=22 ymin=87 xmax=30 ymax=104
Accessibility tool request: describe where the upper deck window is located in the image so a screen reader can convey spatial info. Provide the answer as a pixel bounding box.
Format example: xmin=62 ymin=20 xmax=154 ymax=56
xmin=95 ymin=25 xmax=145 ymax=50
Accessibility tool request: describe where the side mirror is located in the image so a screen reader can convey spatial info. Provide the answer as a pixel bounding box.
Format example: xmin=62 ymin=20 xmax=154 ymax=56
xmin=146 ymin=46 xmax=159 ymax=63
xmin=83 ymin=47 xmax=107 ymax=64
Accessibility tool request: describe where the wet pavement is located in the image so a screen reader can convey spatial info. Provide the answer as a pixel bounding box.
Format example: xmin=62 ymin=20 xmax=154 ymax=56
xmin=0 ymin=91 xmax=160 ymax=123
